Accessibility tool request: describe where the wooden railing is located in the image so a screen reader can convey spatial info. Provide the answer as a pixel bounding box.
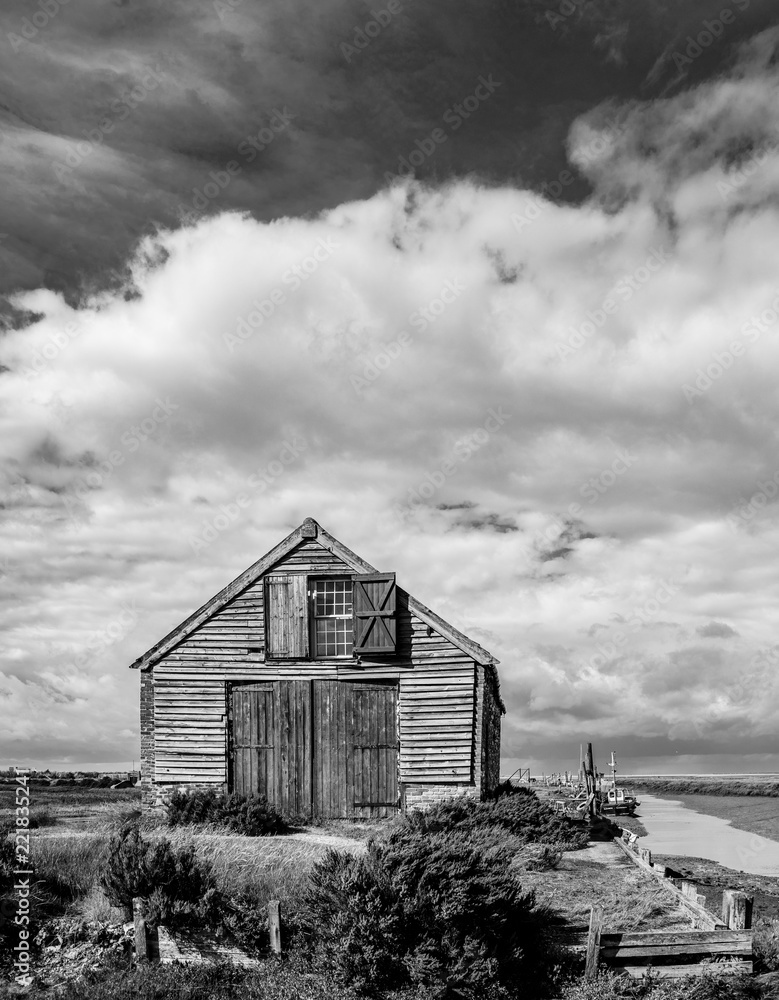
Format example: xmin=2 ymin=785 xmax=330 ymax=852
xmin=568 ymin=835 xmax=756 ymax=979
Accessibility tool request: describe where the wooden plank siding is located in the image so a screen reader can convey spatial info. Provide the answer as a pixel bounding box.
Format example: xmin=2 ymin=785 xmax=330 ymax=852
xmin=151 ymin=537 xmax=478 ymax=797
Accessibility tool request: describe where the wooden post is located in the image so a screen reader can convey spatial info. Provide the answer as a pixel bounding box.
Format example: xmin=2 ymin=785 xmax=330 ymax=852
xmin=585 ymin=744 xmax=596 ymax=817
xmin=133 ymin=897 xmax=149 ymax=963
xmin=584 ymin=906 xmax=603 ymax=981
xmin=639 ymin=847 xmax=652 ymax=866
xmin=722 ymin=889 xmax=753 ymax=930
xmin=268 ymin=899 xmax=282 ymax=954
xmin=132 ymin=897 xmax=159 ymax=963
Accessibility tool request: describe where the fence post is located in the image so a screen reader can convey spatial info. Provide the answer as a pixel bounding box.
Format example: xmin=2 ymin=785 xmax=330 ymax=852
xmin=584 ymin=906 xmax=603 ymax=981
xmin=268 ymin=899 xmax=282 ymax=954
xmin=722 ymin=889 xmax=753 ymax=930
xmin=639 ymin=847 xmax=652 ymax=866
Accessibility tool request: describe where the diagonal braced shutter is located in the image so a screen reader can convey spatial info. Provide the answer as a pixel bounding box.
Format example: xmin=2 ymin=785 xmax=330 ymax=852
xmin=352 ymin=573 xmax=396 ymax=654
xmin=265 ymin=575 xmax=309 ymax=658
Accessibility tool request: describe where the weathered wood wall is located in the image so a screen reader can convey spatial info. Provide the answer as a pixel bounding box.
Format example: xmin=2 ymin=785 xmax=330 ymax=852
xmin=148 ymin=538 xmax=487 ymax=807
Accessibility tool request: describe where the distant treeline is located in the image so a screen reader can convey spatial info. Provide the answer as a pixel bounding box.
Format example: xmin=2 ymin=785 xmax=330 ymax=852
xmin=0 ymin=775 xmax=136 ymax=788
xmin=627 ymin=777 xmax=779 ymax=797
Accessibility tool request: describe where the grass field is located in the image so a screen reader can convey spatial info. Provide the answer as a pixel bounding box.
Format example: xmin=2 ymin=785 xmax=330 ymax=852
xmin=627 ymin=775 xmax=779 ymax=797
xmin=5 ymin=785 xmax=779 ymax=997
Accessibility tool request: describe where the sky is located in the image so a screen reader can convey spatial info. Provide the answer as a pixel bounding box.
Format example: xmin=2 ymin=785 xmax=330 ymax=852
xmin=2 ymin=0 xmax=779 ymax=775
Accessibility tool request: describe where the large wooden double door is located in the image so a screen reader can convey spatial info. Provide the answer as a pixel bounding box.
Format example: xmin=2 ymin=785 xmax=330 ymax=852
xmin=229 ymin=679 xmax=398 ymax=818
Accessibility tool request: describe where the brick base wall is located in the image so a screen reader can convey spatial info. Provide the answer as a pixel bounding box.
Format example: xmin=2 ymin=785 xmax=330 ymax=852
xmin=146 ymin=781 xmax=228 ymax=814
xmin=139 ymin=670 xmax=155 ymax=810
xmin=403 ymin=783 xmax=478 ymax=811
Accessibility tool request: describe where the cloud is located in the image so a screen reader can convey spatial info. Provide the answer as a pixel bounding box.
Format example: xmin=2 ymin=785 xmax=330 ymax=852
xmin=4 ymin=26 xmax=779 ymax=765
xmin=697 ymin=620 xmax=739 ymax=638
xmin=1 ymin=0 xmax=779 ymax=310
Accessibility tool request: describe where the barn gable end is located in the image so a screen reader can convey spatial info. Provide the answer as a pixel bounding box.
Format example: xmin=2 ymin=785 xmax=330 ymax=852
xmin=133 ymin=518 xmax=503 ymax=814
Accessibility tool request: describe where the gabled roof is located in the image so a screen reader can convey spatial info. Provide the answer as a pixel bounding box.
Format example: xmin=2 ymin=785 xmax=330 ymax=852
xmin=129 ymin=517 xmax=499 ymax=671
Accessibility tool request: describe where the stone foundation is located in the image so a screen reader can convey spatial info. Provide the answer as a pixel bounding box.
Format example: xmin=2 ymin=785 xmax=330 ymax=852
xmin=145 ymin=781 xmax=227 ymax=814
xmin=403 ymin=783 xmax=478 ymax=812
xmin=139 ymin=670 xmax=155 ymax=810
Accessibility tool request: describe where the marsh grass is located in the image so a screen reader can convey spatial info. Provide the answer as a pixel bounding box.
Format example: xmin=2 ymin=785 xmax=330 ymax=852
xmin=27 ymin=823 xmax=365 ymax=920
xmin=517 ymin=857 xmax=688 ymax=931
xmin=159 ymin=828 xmax=364 ymax=911
xmin=32 ymin=832 xmax=112 ymax=910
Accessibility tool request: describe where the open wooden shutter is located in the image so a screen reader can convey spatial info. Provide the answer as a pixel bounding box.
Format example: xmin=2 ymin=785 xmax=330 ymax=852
xmin=265 ymin=575 xmax=309 ymax=658
xmin=352 ymin=573 xmax=396 ymax=654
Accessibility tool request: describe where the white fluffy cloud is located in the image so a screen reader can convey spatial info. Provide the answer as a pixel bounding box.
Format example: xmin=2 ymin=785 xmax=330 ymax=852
xmin=4 ymin=30 xmax=779 ymax=768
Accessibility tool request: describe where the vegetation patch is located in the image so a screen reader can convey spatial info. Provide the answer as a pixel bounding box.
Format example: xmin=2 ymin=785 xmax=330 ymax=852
xmin=629 ymin=777 xmax=779 ymax=798
xmin=401 ymin=786 xmax=590 ymax=850
xmin=166 ymin=789 xmax=290 ymax=837
xmin=297 ymin=825 xmax=558 ymax=998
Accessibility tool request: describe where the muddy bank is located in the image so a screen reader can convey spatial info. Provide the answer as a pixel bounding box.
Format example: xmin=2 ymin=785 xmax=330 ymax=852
xmin=653 ymin=853 xmax=779 ymax=920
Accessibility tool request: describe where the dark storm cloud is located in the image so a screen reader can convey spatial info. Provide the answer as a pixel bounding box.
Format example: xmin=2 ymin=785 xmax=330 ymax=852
xmin=1 ymin=0 xmax=778 ymax=309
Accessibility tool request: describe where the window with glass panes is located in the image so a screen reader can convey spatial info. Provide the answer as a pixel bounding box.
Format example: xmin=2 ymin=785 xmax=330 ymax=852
xmin=312 ymin=578 xmax=354 ymax=656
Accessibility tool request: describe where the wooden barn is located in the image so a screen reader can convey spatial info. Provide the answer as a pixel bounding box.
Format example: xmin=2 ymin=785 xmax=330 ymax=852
xmin=130 ymin=518 xmax=504 ymax=816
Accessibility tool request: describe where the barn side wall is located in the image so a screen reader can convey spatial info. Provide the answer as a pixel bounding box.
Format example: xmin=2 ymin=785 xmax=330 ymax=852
xmin=481 ymin=667 xmax=502 ymax=795
xmin=141 ymin=538 xmax=498 ymax=812
xmin=139 ymin=668 xmax=156 ymax=809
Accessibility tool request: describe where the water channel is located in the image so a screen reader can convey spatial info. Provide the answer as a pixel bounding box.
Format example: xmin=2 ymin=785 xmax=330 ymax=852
xmin=636 ymin=793 xmax=779 ymax=876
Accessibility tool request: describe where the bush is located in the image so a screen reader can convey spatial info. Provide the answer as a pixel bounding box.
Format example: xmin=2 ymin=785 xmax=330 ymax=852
xmin=754 ymin=916 xmax=779 ymax=972
xmin=99 ymin=828 xmax=270 ymax=952
xmin=18 ymin=957 xmax=362 ymax=1000
xmin=297 ymin=827 xmax=556 ymax=998
xmin=167 ymin=790 xmax=289 ymax=836
xmin=403 ymin=789 xmax=589 ymax=850
xmin=100 ymin=827 xmax=212 ymax=925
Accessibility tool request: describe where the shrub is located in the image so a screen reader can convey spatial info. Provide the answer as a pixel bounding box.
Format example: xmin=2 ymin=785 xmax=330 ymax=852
xmin=18 ymin=957 xmax=362 ymax=1000
xmin=513 ymin=844 xmax=563 ymax=872
xmin=167 ymin=790 xmax=289 ymax=836
xmin=754 ymin=915 xmax=779 ymax=972
xmin=297 ymin=827 xmax=555 ymax=998
xmin=589 ymin=815 xmax=622 ymax=842
xmin=100 ymin=827 xmax=212 ymax=925
xmin=403 ymin=789 xmax=589 ymax=850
